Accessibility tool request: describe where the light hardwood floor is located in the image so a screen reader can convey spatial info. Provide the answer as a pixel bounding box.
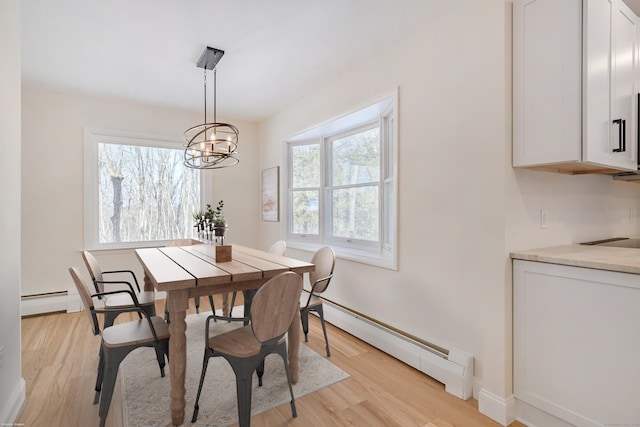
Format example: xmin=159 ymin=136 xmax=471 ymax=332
xmin=17 ymin=298 xmax=524 ymax=427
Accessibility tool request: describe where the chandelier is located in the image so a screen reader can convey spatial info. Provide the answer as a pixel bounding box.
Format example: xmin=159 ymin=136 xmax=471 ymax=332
xmin=184 ymin=47 xmax=239 ymax=169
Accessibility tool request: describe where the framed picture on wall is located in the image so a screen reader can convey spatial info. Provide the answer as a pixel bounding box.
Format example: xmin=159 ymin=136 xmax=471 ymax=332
xmin=261 ymin=166 xmax=279 ymax=222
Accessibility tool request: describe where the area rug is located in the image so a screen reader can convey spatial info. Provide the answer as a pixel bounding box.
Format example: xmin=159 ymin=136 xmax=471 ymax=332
xmin=121 ymin=312 xmax=349 ymax=426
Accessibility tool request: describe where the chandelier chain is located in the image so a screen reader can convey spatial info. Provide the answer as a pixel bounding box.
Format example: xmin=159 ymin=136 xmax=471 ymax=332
xmin=203 ymin=68 xmax=207 ymax=124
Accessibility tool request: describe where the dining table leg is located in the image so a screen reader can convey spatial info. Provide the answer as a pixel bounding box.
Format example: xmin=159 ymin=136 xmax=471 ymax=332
xmin=167 ymin=288 xmax=189 ymax=426
xmin=142 ymin=271 xmax=154 ymax=292
xmin=288 ymin=305 xmax=301 ymax=384
xmin=221 ymin=292 xmax=230 ymax=317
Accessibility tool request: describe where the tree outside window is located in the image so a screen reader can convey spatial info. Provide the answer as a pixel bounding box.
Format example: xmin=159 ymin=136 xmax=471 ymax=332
xmin=85 ymin=129 xmax=202 ymax=249
xmin=98 ymin=142 xmax=200 ymax=244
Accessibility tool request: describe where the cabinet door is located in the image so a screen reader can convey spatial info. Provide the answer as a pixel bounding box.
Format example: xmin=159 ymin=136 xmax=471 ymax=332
xmin=584 ymin=0 xmax=638 ymax=170
xmin=513 ymin=0 xmax=582 ymax=167
xmin=611 ymin=1 xmax=638 ymax=166
xmin=514 ymin=260 xmax=640 ymax=426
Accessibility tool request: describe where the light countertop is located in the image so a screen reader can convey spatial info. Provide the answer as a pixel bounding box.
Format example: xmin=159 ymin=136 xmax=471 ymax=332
xmin=511 ymin=244 xmax=640 ymax=275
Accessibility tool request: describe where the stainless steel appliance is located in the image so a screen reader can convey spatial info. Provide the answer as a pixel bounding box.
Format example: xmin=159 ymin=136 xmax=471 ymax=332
xmin=580 ymin=237 xmax=640 ymax=248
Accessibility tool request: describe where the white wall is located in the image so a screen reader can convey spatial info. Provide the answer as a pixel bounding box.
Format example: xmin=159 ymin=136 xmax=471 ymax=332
xmin=0 ymin=0 xmax=25 ymax=422
xmin=21 ymin=84 xmax=260 ymax=297
xmin=16 ymin=1 xmax=640 ymax=424
xmin=258 ymin=0 xmax=640 ymax=420
xmin=260 ymin=0 xmax=508 ymax=395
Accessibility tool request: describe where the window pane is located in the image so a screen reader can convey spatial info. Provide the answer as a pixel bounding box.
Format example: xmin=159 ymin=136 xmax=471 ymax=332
xmin=332 ymin=128 xmax=380 ymax=186
xmin=332 ymin=186 xmax=379 ymax=241
xmin=384 ymin=179 xmax=394 ymax=246
xmin=292 ymin=144 xmax=320 ymax=188
xmin=384 ymin=116 xmax=395 ymax=178
xmin=98 ymin=143 xmax=200 ymax=243
xmin=292 ymin=190 xmax=319 ymax=234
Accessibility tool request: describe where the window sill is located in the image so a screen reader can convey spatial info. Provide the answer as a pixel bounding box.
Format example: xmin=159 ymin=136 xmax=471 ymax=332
xmin=287 ymin=240 xmax=398 ymax=270
xmin=84 ymin=240 xmax=178 ymax=252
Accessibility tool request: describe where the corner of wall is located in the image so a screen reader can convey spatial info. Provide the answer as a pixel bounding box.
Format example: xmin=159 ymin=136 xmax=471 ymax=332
xmin=0 ymin=378 xmax=25 ymax=424
xmin=478 ymin=388 xmax=516 ymax=426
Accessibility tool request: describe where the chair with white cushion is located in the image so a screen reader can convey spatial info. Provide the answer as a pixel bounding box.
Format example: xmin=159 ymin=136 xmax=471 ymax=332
xmin=300 ymin=246 xmax=335 ymax=357
xmin=268 ymin=240 xmax=287 ymax=256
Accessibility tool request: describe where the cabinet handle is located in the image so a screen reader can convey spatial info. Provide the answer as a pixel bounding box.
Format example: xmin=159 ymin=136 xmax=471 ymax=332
xmin=613 ymin=118 xmax=626 ymax=153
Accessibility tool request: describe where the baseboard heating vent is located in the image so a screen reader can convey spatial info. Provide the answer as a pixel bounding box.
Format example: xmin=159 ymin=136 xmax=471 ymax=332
xmin=21 ymin=291 xmax=68 ymax=317
xmin=321 ymin=299 xmax=473 ymax=400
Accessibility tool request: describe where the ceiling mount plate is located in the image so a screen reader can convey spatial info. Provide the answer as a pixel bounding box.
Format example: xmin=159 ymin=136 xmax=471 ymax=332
xmin=196 ymin=47 xmax=225 ymax=70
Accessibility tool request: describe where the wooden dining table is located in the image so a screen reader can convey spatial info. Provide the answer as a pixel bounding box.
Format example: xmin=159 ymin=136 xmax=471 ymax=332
xmin=135 ymin=243 xmax=315 ymax=426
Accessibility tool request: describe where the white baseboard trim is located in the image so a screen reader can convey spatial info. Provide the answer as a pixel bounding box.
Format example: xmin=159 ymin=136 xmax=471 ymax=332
xmin=322 ymin=300 xmax=474 ymax=400
xmin=478 ymin=389 xmax=516 ymax=426
xmin=473 ymin=377 xmax=483 ymax=400
xmin=66 ymin=286 xmax=82 ymax=312
xmin=21 ymin=292 xmax=68 ymax=316
xmin=23 ymin=289 xmax=168 ymax=315
xmin=0 ymin=378 xmax=25 ymax=424
xmin=516 ymin=399 xmax=576 ymax=427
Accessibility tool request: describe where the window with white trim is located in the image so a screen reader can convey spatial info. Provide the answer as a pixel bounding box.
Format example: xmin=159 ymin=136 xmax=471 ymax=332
xmin=84 ymin=129 xmax=202 ymax=250
xmin=286 ymin=94 xmax=397 ymax=269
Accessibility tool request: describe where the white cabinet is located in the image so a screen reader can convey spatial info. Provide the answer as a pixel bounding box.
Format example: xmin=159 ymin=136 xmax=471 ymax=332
xmin=513 ymin=260 xmax=640 ymax=426
xmin=513 ymin=0 xmax=639 ymax=173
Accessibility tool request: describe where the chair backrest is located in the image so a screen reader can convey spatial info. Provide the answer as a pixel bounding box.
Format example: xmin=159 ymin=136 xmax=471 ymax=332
xmin=309 ymin=246 xmax=335 ymax=294
xmin=268 ymin=240 xmax=287 ymax=256
xmin=81 ymin=250 xmax=104 ymax=293
xmin=250 ymin=272 xmax=302 ymax=343
xmin=69 ymin=267 xmax=100 ymax=336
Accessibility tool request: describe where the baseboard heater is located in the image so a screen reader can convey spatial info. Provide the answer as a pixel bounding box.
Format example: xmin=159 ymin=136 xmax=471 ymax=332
xmin=21 ymin=291 xmax=68 ymax=316
xmin=321 ymin=299 xmax=473 ymax=400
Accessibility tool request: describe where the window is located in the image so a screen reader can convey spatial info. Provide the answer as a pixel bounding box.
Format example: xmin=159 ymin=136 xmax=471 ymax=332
xmin=286 ymin=94 xmax=397 ymax=269
xmin=84 ymin=129 xmax=202 ymax=250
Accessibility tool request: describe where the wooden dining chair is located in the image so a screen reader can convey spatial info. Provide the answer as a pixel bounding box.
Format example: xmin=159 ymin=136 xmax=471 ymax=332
xmin=68 ymin=267 xmax=170 ymax=427
xmin=82 ymin=250 xmax=156 ymax=328
xmin=191 ymin=271 xmax=302 ymax=427
xmin=300 ymin=246 xmax=336 ymax=357
xmin=164 ymin=239 xmax=215 ymax=322
xmin=269 ymin=239 xmax=287 ymax=256
xmin=228 ymin=240 xmax=287 ymax=318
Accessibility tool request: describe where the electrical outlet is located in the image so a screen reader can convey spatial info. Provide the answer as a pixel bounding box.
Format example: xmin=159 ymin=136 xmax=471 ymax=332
xmin=0 ymin=345 xmax=4 ymax=367
xmin=540 ymin=209 xmax=548 ymax=229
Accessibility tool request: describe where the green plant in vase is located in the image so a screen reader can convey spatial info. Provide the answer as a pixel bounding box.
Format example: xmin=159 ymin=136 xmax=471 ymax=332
xmin=192 ymin=208 xmax=205 ymax=224
xmin=205 ymin=200 xmax=225 ymax=226
xmin=206 ymin=200 xmax=227 ymax=240
xmin=193 ymin=201 xmax=227 ymax=242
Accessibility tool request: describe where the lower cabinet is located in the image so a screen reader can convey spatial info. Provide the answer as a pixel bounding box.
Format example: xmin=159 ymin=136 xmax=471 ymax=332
xmin=513 ymin=260 xmax=640 ymax=426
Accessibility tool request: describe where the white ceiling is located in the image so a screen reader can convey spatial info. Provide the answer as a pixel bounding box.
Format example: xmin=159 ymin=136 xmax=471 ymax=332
xmin=21 ymin=0 xmax=463 ymax=122
xmin=627 ymin=0 xmax=640 ymax=15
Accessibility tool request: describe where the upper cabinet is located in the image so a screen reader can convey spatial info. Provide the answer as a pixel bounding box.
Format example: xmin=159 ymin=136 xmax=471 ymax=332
xmin=513 ymin=0 xmax=639 ymax=174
